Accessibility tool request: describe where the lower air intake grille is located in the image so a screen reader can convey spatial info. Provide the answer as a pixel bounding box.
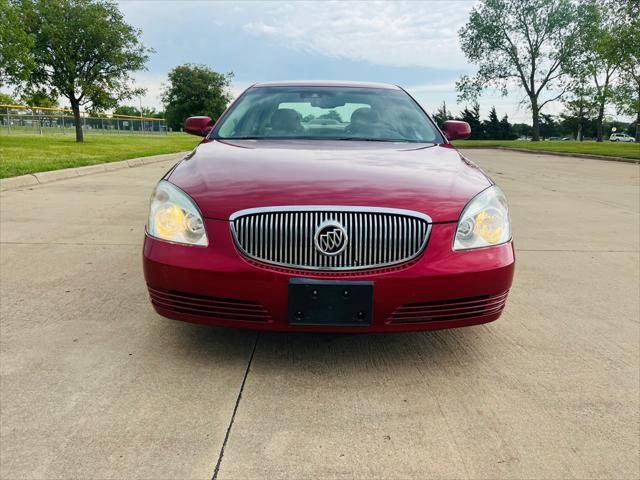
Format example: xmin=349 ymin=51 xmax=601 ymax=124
xmin=388 ymin=291 xmax=509 ymax=324
xmin=148 ymin=287 xmax=270 ymax=322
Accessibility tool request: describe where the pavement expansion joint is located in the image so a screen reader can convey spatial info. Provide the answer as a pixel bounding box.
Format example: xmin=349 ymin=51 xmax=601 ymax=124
xmin=518 ymin=248 xmax=638 ymax=253
xmin=211 ymin=331 xmax=260 ymax=480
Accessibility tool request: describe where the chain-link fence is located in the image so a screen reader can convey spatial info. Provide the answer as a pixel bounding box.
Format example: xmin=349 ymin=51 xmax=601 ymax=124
xmin=0 ymin=104 xmax=167 ymax=135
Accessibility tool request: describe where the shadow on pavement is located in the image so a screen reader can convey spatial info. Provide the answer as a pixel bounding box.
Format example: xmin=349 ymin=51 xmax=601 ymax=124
xmin=159 ymin=316 xmax=478 ymax=372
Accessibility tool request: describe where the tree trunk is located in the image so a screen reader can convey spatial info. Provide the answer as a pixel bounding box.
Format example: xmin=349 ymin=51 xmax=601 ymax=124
xmin=578 ymin=104 xmax=584 ymax=142
xmin=595 ymin=99 xmax=605 ymax=142
xmin=636 ymin=87 xmax=640 ymax=141
xmin=71 ymin=101 xmax=84 ymax=143
xmin=530 ymin=97 xmax=540 ymax=141
xmin=595 ymin=72 xmax=613 ymax=143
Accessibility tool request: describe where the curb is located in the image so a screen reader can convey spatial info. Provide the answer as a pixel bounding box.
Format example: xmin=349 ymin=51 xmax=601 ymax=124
xmin=459 ymin=146 xmax=640 ymax=164
xmin=0 ymin=152 xmax=188 ymax=192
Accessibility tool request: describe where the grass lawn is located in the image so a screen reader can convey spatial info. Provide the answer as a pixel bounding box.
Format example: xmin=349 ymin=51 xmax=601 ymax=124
xmin=452 ymin=139 xmax=640 ymax=160
xmin=2 ymin=135 xmax=638 ymax=179
xmin=0 ymin=133 xmax=201 ymax=178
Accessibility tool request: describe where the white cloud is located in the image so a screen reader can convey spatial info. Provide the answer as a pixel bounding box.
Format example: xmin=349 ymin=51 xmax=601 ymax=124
xmin=406 ymin=82 xmax=457 ymax=93
xmin=131 ymin=72 xmax=166 ymax=111
xmin=242 ymin=1 xmax=474 ymax=69
xmin=230 ymin=81 xmax=255 ymax=100
xmin=131 ymin=74 xmax=254 ymax=110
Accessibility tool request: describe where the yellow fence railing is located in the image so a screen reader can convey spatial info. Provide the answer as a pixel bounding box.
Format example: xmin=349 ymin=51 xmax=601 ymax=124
xmin=1 ymin=104 xmax=167 ymax=135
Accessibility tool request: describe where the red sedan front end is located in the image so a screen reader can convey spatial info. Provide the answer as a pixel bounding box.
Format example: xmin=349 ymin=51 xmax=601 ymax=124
xmin=143 ymin=81 xmax=515 ymax=332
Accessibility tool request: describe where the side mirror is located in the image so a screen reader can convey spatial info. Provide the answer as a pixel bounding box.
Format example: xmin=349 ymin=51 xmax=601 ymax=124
xmin=441 ymin=120 xmax=471 ymax=141
xmin=184 ymin=116 xmax=214 ymax=137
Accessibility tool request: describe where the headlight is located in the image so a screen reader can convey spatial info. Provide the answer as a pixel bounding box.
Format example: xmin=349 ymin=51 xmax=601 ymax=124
xmin=454 ymin=186 xmax=511 ymax=250
xmin=147 ymin=180 xmax=208 ymax=246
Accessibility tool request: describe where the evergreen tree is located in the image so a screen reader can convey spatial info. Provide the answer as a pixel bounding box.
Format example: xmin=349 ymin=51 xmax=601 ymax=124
xmin=483 ymin=106 xmax=501 ymax=139
xmin=432 ymin=101 xmax=451 ymax=126
xmin=539 ymin=114 xmax=560 ymax=139
xmin=458 ymin=102 xmax=484 ymax=139
xmin=499 ymin=114 xmax=515 ymax=140
xmin=512 ymin=123 xmax=533 ymax=139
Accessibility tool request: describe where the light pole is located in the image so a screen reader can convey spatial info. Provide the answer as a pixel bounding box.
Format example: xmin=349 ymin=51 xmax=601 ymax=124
xmin=139 ymin=96 xmax=144 ymax=133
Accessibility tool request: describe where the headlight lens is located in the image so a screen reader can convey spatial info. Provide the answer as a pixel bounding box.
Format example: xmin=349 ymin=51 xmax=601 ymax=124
xmin=147 ymin=180 xmax=208 ymax=246
xmin=454 ymin=186 xmax=511 ymax=250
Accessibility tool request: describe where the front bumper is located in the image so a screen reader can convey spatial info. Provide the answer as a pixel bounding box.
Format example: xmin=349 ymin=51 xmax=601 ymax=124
xmin=143 ymin=219 xmax=515 ymax=332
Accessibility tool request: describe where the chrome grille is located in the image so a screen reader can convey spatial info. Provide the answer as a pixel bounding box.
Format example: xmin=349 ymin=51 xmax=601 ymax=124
xmin=230 ymin=206 xmax=432 ymax=271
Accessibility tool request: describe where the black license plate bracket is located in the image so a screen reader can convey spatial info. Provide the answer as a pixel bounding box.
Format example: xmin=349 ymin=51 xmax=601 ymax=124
xmin=288 ymin=278 xmax=373 ymax=327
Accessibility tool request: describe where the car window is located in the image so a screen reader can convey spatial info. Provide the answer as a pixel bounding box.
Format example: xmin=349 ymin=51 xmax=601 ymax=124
xmin=214 ymin=86 xmax=442 ymax=143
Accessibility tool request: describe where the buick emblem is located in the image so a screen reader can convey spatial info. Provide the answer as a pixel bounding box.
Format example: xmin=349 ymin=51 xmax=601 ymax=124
xmin=314 ymin=220 xmax=348 ymax=256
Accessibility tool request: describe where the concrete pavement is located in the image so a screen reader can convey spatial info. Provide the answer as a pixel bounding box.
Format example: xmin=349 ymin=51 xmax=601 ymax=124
xmin=1 ymin=149 xmax=638 ymax=479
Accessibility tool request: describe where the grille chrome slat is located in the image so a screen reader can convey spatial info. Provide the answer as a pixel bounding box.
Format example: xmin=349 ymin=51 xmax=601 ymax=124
xmin=230 ymin=206 xmax=432 ymax=271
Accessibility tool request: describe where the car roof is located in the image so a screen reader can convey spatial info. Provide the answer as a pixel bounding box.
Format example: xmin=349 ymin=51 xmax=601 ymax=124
xmin=252 ymin=80 xmax=401 ymax=90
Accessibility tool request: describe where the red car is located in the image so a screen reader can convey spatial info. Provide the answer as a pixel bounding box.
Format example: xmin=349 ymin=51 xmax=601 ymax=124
xmin=143 ymin=81 xmax=515 ymax=332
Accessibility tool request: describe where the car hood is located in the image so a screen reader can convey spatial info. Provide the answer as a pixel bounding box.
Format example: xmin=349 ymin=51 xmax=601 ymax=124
xmin=167 ymin=139 xmax=492 ymax=223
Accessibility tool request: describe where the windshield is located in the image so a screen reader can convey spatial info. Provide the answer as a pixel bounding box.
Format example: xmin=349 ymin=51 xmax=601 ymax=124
xmin=212 ymin=86 xmax=442 ymax=143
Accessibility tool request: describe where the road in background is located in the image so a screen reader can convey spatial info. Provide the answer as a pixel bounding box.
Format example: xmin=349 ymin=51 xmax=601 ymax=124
xmin=1 ymin=149 xmax=638 ymax=479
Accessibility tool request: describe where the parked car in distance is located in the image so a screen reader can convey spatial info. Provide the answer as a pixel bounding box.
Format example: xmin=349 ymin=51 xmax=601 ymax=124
xmin=609 ymin=133 xmax=636 ymax=142
xmin=143 ymin=81 xmax=515 ymax=332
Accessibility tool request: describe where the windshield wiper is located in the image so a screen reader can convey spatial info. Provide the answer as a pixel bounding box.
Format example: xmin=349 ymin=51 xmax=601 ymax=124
xmin=216 ymin=136 xmax=266 ymax=140
xmin=216 ymin=136 xmax=427 ymax=143
xmin=328 ymin=137 xmax=424 ymax=143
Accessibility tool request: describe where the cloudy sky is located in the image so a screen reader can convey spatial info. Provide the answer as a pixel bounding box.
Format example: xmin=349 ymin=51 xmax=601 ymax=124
xmin=118 ymin=0 xmax=557 ymax=123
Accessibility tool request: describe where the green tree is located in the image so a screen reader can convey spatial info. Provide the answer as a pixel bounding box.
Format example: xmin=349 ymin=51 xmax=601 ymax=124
xmin=539 ymin=114 xmax=560 ymax=139
xmin=458 ymin=102 xmax=485 ymax=139
xmin=12 ymin=0 xmax=151 ymax=142
xmin=615 ymin=71 xmax=640 ymax=141
xmin=432 ymin=101 xmax=452 ymax=126
xmin=456 ymin=0 xmax=580 ymax=141
xmin=0 ymin=0 xmax=34 ymax=85
xmin=114 ymin=105 xmax=159 ymax=118
xmin=20 ymin=88 xmax=58 ymax=107
xmin=612 ymin=1 xmax=640 ymax=140
xmin=499 ymin=114 xmax=516 ymax=139
xmin=562 ymin=76 xmax=597 ymax=141
xmin=483 ymin=106 xmax=501 ymax=140
xmin=575 ymin=0 xmax=626 ymax=142
xmin=140 ymin=107 xmax=158 ymax=118
xmin=114 ymin=105 xmax=141 ymax=117
xmin=0 ymin=92 xmax=16 ymax=104
xmin=318 ymin=110 xmax=342 ymax=122
xmin=512 ymin=123 xmax=533 ymax=139
xmin=162 ymin=64 xmax=233 ymax=131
